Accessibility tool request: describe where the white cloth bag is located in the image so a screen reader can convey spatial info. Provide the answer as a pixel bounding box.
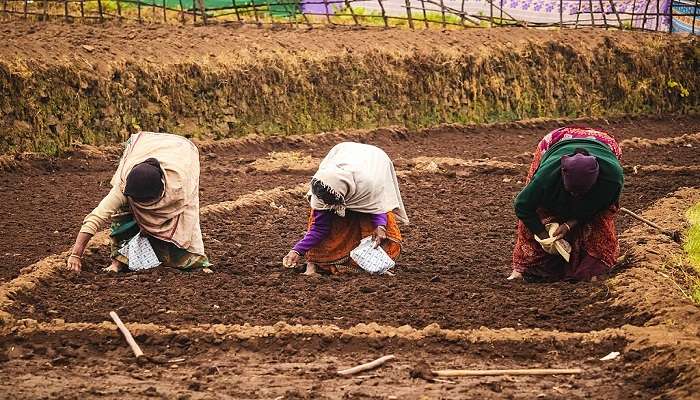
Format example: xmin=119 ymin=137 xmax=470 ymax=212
xmin=118 ymin=232 xmax=161 ymax=271
xmin=350 ymin=236 xmax=395 ymax=275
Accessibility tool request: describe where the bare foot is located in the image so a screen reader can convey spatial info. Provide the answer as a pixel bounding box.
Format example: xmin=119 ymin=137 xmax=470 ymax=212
xmin=103 ymin=259 xmax=126 ymax=273
xmin=507 ymin=270 xmax=523 ymax=281
xmin=303 ymin=262 xmax=319 ymax=276
xmin=202 ymin=268 xmax=213 ymax=274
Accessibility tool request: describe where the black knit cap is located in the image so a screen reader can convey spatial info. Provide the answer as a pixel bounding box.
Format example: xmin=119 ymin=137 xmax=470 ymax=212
xmin=124 ymin=158 xmax=164 ymax=202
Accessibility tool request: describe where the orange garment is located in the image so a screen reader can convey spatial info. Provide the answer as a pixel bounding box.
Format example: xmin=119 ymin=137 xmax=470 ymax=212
xmin=305 ymin=210 xmax=402 ymax=274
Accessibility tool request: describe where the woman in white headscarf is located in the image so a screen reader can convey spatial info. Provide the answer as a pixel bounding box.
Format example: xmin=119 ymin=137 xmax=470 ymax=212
xmin=283 ymin=142 xmax=409 ymax=275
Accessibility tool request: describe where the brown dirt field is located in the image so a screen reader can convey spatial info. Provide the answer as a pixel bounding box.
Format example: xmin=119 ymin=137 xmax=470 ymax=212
xmin=0 ymin=21 xmax=684 ymax=67
xmin=1 ymin=116 xmax=699 ymax=399
xmin=2 ymin=115 xmax=699 ymax=283
xmin=0 ymin=328 xmax=673 ymax=400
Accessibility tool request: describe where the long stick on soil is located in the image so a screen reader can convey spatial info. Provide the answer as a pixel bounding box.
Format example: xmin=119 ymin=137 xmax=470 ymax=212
xmin=337 ymin=355 xmax=395 ymax=376
xmin=109 ymin=311 xmax=145 ymax=359
xmin=619 ymin=207 xmax=681 ymax=242
xmin=433 ymin=368 xmax=583 ymax=377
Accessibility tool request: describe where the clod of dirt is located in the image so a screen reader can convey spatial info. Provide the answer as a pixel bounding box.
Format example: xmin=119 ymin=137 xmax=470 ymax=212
xmin=409 ymin=361 xmax=436 ymax=381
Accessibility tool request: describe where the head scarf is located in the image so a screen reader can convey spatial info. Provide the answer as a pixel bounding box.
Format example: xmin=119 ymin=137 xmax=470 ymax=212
xmin=124 ymin=158 xmax=164 ymax=202
xmin=561 ymin=152 xmax=599 ymax=195
xmin=308 ymin=142 xmax=409 ymax=224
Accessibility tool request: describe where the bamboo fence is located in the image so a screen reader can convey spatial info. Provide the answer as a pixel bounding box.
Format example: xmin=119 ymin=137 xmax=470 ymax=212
xmin=0 ymin=0 xmax=697 ymax=34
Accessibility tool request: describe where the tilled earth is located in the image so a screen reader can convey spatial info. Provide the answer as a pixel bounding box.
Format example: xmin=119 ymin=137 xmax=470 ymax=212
xmin=1 ymin=115 xmax=700 ymax=399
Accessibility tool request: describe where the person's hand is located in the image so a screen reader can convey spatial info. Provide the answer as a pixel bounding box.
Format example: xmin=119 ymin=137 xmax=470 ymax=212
xmin=372 ymin=226 xmax=387 ymax=249
xmin=283 ymin=250 xmax=300 ymax=269
xmin=552 ymin=221 xmax=575 ymax=240
xmin=67 ymin=254 xmax=82 ymax=273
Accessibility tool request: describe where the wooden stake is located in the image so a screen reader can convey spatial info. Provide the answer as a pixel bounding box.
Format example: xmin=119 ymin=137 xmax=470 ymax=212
xmin=433 ymin=368 xmax=584 ymax=377
xmin=42 ymin=0 xmax=48 ymax=20
xmin=110 ymin=311 xmax=145 ymax=360
xmin=378 ymin=0 xmax=388 ymax=28
xmin=337 ymin=355 xmax=395 ymax=376
xmin=405 ymin=0 xmax=413 ymax=28
xmin=197 ymin=0 xmax=206 ymax=24
xmin=97 ymin=0 xmax=104 ymax=21
xmin=117 ymin=0 xmax=122 ymax=20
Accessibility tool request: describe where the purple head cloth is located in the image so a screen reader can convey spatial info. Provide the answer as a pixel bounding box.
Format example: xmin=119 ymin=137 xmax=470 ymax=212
xmin=560 ymin=153 xmax=599 ymax=195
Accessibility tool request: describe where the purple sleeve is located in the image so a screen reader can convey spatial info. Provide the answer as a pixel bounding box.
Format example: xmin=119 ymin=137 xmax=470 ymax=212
xmin=292 ymin=210 xmax=332 ymax=254
xmin=371 ymin=212 xmax=388 ymax=228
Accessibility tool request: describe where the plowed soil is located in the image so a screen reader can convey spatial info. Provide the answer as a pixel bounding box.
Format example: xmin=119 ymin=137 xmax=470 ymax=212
xmin=2 ymin=115 xmax=700 ymax=399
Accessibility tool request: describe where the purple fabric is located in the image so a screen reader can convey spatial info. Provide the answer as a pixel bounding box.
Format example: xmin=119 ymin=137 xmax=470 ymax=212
xmin=292 ymin=211 xmax=388 ymax=254
xmin=371 ymin=213 xmax=387 ymax=228
xmin=561 ymin=153 xmax=599 ymax=195
xmin=293 ymin=210 xmax=332 ymax=255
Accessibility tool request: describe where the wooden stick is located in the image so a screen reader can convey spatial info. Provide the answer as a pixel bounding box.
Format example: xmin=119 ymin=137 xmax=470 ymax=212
xmin=620 ymin=207 xmax=665 ymax=232
xmin=110 ymin=311 xmax=145 ymax=359
xmin=404 ymin=0 xmax=413 ymax=29
xmin=337 ymin=355 xmax=395 ymax=376
xmin=433 ymin=368 xmax=584 ymax=377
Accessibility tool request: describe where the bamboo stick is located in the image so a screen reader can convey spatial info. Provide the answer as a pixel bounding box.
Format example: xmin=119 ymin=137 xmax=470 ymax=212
xmin=231 ymin=0 xmax=240 ymax=22
xmin=323 ymin=0 xmax=330 ymax=24
xmin=598 ymin=0 xmax=608 ymax=28
xmin=439 ymin=0 xmax=446 ymax=28
xmin=63 ymin=0 xmax=68 ymax=20
xmin=575 ymin=0 xmax=582 ymax=27
xmin=607 ymin=0 xmax=622 ymax=28
xmin=559 ymin=0 xmax=563 ymax=28
xmin=109 ymin=311 xmax=145 ymax=360
xmin=588 ymin=0 xmax=595 ymax=26
xmin=196 ymin=0 xmax=205 ymax=24
xmin=378 ymin=0 xmax=388 ymax=28
xmin=345 ymin=0 xmax=358 ymax=25
xmin=162 ymin=0 xmax=166 ymax=22
xmin=434 ymin=368 xmax=584 ymax=377
xmin=337 ymin=355 xmax=395 ymax=376
xmin=405 ymin=0 xmax=413 ymax=28
xmin=23 ymin=0 xmax=27 ymax=18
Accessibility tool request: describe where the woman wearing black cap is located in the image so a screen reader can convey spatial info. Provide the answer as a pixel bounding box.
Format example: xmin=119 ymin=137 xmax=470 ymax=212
xmin=67 ymin=132 xmax=210 ymax=273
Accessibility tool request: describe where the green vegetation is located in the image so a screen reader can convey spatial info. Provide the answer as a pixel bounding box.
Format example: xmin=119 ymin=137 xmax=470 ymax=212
xmin=684 ymin=203 xmax=700 ymax=303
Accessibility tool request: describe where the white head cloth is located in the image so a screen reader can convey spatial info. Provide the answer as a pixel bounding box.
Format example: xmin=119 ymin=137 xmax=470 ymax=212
xmin=308 ymin=142 xmax=409 ymax=225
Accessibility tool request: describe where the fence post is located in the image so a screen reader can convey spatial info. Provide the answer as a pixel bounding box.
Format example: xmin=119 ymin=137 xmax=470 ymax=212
xmin=63 ymin=0 xmax=69 ymax=21
xmin=2 ymin=0 xmax=7 ymax=18
xmin=460 ymin=0 xmax=466 ymax=26
xmin=378 ymin=0 xmax=389 ymax=27
xmin=97 ymin=0 xmax=104 ymax=21
xmin=322 ymin=0 xmax=331 ymax=24
xmin=420 ymin=0 xmax=428 ymax=28
xmin=574 ymin=0 xmax=582 ymax=27
xmin=23 ymin=0 xmax=28 ymax=19
xmin=559 ymin=0 xmax=563 ymax=28
xmin=117 ymin=0 xmax=122 ymax=20
xmin=655 ymin=0 xmax=660 ymax=31
xmin=197 ymin=0 xmax=206 ymax=24
xmin=80 ymin=0 xmax=84 ymax=19
xmin=344 ymin=0 xmax=358 ymax=25
xmin=588 ymin=0 xmax=595 ymax=26
xmin=607 ymin=0 xmax=622 ymax=28
xmin=43 ymin=0 xmax=48 ymax=20
xmin=439 ymin=0 xmax=446 ymax=28
xmin=405 ymin=0 xmax=414 ymax=28
xmin=694 ymin=0 xmax=698 ymax=34
xmin=231 ymin=0 xmax=241 ymax=22
xmin=598 ymin=0 xmax=608 ymax=28
xmin=138 ymin=0 xmax=143 ymax=23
